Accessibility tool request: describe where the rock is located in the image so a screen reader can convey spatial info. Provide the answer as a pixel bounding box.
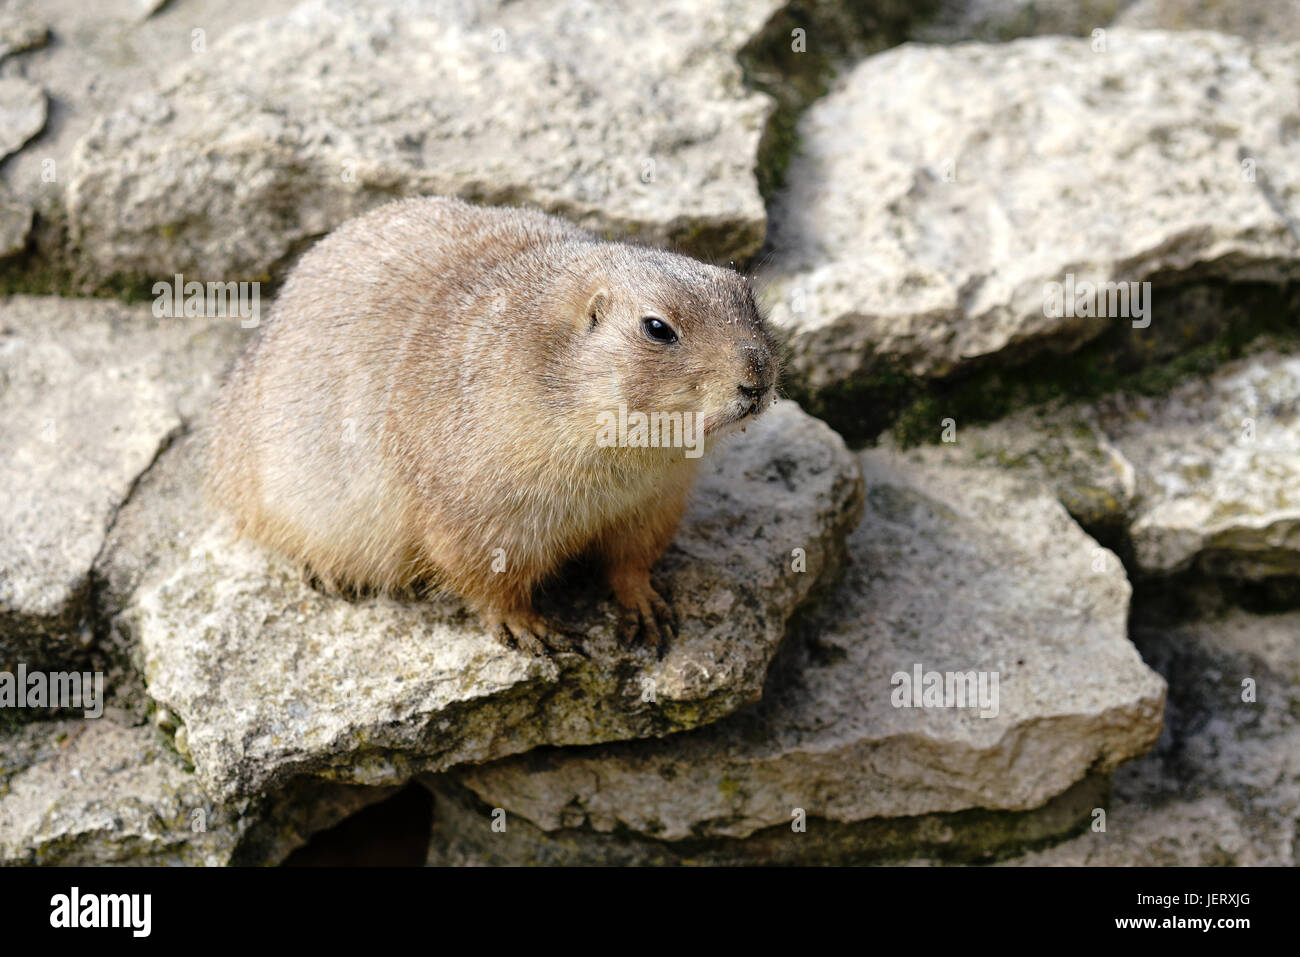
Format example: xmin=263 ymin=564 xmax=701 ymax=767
xmin=100 ymin=400 xmax=862 ymax=802
xmin=423 ymin=772 xmax=1111 ymax=866
xmin=0 ymin=189 xmax=31 ymax=258
xmin=1115 ymin=0 xmax=1300 ymax=44
xmin=916 ymin=0 xmax=1121 ymax=43
xmin=0 ymin=0 xmax=302 ymax=280
xmin=135 ymin=0 xmax=173 ymax=19
xmin=421 ymin=448 xmax=1165 ymax=864
xmin=0 ymin=296 xmax=247 ymax=675
xmin=761 ymin=31 xmax=1300 ymax=404
xmin=1096 ymin=351 xmax=1300 ymax=579
xmin=0 ymin=78 xmax=46 ymax=161
xmin=0 ymin=715 xmax=395 ymax=865
xmin=66 ymin=0 xmax=776 ymax=285
xmin=909 ymin=349 xmax=1300 ymax=582
xmin=898 ymin=405 xmax=1139 ymax=539
xmin=1004 ymin=608 xmax=1300 ymax=865
xmin=0 ymin=10 xmax=47 ymax=61
xmin=1002 ymin=792 xmax=1271 ymax=866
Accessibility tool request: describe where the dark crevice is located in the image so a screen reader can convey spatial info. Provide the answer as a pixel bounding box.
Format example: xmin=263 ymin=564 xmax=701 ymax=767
xmin=281 ymin=782 xmax=433 ymax=866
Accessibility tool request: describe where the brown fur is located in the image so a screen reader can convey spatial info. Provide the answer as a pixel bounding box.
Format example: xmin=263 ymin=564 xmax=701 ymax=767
xmin=204 ymin=196 xmax=777 ymax=653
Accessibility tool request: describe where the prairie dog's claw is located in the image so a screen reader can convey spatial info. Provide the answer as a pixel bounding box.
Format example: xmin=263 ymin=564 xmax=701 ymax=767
xmin=491 ymin=613 xmax=586 ymax=659
xmin=616 ymin=587 xmax=676 ymax=659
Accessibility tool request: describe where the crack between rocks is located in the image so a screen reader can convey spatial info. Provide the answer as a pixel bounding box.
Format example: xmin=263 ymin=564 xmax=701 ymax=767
xmin=84 ymin=416 xmax=190 ymax=646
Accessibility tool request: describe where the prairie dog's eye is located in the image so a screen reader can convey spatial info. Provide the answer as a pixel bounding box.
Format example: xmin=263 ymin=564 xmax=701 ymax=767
xmin=642 ymin=316 xmax=678 ymax=344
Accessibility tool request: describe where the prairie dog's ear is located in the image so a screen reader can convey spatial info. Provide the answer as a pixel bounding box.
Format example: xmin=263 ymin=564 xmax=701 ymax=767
xmin=585 ymin=288 xmax=610 ymax=329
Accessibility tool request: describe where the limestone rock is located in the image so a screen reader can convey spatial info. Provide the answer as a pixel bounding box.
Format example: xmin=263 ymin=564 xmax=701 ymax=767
xmin=423 ymin=772 xmax=1111 ymax=866
xmin=1096 ymin=352 xmax=1300 ymax=578
xmin=0 ymin=715 xmax=394 ymax=865
xmin=761 ymin=31 xmax=1300 ymax=399
xmin=1115 ymin=0 xmax=1300 ymax=44
xmin=66 ymin=0 xmax=776 ymax=284
xmin=1004 ymin=608 xmax=1300 ymax=865
xmin=901 ymin=406 xmax=1139 ymax=538
xmin=0 ymin=189 xmax=31 ymax=259
xmin=0 ymin=78 xmax=46 ymax=161
xmin=0 ymin=0 xmax=302 ymax=268
xmin=910 ymin=350 xmax=1300 ymax=581
xmin=0 ymin=296 xmax=247 ymax=673
xmin=100 ymin=401 xmax=862 ymax=802
xmin=422 ymin=448 xmax=1165 ymax=863
xmin=0 ymin=10 xmax=47 ymax=61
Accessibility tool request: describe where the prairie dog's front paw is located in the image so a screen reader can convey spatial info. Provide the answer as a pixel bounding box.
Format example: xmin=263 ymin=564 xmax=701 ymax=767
xmin=613 ymin=581 xmax=677 ymax=657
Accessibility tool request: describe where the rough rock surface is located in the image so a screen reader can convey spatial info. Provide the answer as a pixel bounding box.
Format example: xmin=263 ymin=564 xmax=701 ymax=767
xmin=919 ymin=0 xmax=1300 ymax=46
xmin=899 ymin=405 xmax=1139 ymax=538
xmin=423 ymin=772 xmax=1111 ymax=866
xmin=910 ymin=350 xmax=1300 ymax=582
xmin=0 ymin=296 xmax=247 ymax=673
xmin=0 ymin=189 xmax=31 ymax=258
xmin=0 ymin=10 xmax=47 ymax=61
xmin=760 ymin=30 xmax=1300 ymax=397
xmin=421 ymin=448 xmax=1165 ymax=863
xmin=0 ymin=715 xmax=394 ymax=865
xmin=100 ymin=401 xmax=862 ymax=802
xmin=0 ymin=0 xmax=301 ymax=236
xmin=65 ymin=0 xmax=777 ymax=283
xmin=1097 ymin=352 xmax=1300 ymax=579
xmin=1115 ymin=0 xmax=1300 ymax=44
xmin=1003 ymin=609 xmax=1300 ymax=865
xmin=0 ymin=77 xmax=45 ymax=161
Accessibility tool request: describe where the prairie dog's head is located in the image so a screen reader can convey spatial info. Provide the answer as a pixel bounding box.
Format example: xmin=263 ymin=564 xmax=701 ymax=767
xmin=564 ymin=245 xmax=779 ymax=453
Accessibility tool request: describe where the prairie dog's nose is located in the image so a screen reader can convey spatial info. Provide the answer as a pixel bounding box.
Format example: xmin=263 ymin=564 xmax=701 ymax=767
xmin=739 ymin=343 xmax=773 ymax=393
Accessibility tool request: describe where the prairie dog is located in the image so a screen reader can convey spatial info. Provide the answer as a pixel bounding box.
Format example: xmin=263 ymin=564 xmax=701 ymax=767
xmin=204 ymin=196 xmax=777 ymax=655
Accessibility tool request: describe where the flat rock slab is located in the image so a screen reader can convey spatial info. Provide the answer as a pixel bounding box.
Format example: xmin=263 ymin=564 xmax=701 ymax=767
xmin=0 ymin=296 xmax=247 ymax=672
xmin=67 ymin=0 xmax=777 ymax=283
xmin=104 ymin=401 xmax=862 ymax=802
xmin=760 ymin=30 xmax=1300 ymax=396
xmin=0 ymin=715 xmax=393 ymax=865
xmin=422 ymin=448 xmax=1165 ymax=863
